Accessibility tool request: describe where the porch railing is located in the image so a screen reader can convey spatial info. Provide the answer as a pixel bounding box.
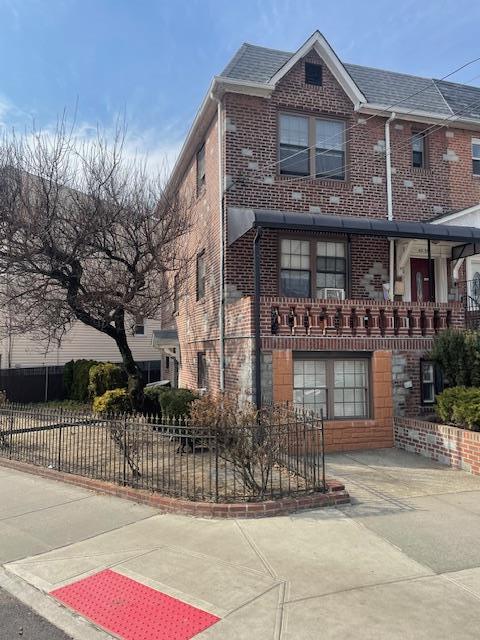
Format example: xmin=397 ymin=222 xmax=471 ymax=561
xmin=263 ymin=297 xmax=464 ymax=338
xmin=458 ymin=280 xmax=480 ymax=330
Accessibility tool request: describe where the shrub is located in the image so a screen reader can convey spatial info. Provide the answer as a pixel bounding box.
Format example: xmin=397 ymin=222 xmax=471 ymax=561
xmin=63 ymin=360 xmax=100 ymax=402
xmin=159 ymin=388 xmax=197 ymax=418
xmin=143 ymin=386 xmax=166 ymax=415
xmin=93 ymin=388 xmax=131 ymax=415
xmin=63 ymin=360 xmax=75 ymax=398
xmin=429 ymin=330 xmax=480 ymax=387
xmin=88 ymin=363 xmax=126 ymax=399
xmin=435 ymin=386 xmax=480 ymax=430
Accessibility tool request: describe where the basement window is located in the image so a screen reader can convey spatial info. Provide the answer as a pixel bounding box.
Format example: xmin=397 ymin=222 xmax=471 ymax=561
xmin=420 ymin=360 xmax=443 ymax=405
xmin=305 ymin=62 xmax=322 ymax=86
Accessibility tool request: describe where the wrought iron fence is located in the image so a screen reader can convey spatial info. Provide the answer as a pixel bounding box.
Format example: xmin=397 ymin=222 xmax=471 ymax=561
xmin=458 ymin=280 xmax=480 ymax=329
xmin=0 ymin=403 xmax=326 ymax=502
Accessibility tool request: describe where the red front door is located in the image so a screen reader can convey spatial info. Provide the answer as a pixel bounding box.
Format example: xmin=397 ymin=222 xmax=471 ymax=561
xmin=410 ymin=258 xmax=435 ymax=302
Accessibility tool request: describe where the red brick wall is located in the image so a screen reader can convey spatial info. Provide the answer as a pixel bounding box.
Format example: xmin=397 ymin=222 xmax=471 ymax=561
xmin=395 ymin=417 xmax=480 ymax=475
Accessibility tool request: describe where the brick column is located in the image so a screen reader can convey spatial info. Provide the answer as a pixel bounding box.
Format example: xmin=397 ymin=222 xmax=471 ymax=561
xmin=272 ymin=350 xmax=293 ymax=404
xmin=372 ymin=350 xmax=394 ymax=446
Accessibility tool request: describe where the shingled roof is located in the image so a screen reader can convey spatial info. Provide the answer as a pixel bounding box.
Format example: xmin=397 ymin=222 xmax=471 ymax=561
xmin=220 ymin=42 xmax=480 ymax=120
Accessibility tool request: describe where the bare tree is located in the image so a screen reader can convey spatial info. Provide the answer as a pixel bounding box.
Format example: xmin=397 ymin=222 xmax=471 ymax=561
xmin=0 ymin=119 xmax=191 ymax=409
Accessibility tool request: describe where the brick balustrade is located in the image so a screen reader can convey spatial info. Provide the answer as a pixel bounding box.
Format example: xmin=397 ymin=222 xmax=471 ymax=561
xmin=263 ymin=297 xmax=464 ymax=339
xmin=394 ymin=416 xmax=480 ymax=475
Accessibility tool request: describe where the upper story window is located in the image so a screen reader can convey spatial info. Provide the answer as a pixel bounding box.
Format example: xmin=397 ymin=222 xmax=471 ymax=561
xmin=412 ymin=131 xmax=426 ymax=168
xmin=279 ymin=113 xmax=345 ymax=180
xmin=196 ymin=250 xmax=206 ymax=300
xmin=173 ymin=273 xmax=179 ymax=313
xmin=196 ymin=143 xmax=206 ymax=194
xmin=305 ymin=62 xmax=322 ymax=86
xmin=280 ymin=238 xmax=347 ymax=298
xmin=473 ymin=138 xmax=480 ymax=176
xmin=134 ymin=317 xmax=145 ymax=336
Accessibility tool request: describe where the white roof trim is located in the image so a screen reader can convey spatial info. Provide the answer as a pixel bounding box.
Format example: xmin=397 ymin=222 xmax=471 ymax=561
xmin=359 ymin=103 xmax=480 ymax=130
xmin=431 ymin=202 xmax=480 ymax=225
xmin=268 ymin=31 xmax=367 ymax=109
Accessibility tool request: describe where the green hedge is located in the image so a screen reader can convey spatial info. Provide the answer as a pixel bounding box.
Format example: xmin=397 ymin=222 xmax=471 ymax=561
xmin=63 ymin=360 xmax=100 ymax=403
xmin=435 ymin=386 xmax=480 ymax=431
xmin=143 ymin=387 xmax=197 ymax=418
xmin=88 ymin=363 xmax=126 ymax=399
xmin=430 ymin=330 xmax=480 ymax=387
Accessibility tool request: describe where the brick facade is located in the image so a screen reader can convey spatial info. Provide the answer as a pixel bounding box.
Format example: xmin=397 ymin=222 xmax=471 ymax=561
xmin=165 ymin=40 xmax=480 ymax=452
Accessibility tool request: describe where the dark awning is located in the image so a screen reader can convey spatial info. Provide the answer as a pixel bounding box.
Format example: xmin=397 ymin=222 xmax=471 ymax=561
xmin=228 ymin=207 xmax=480 ymax=246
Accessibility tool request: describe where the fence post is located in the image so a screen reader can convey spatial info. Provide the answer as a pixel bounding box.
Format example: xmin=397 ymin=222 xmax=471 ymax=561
xmin=214 ymin=430 xmax=219 ymax=503
xmin=320 ymin=408 xmax=326 ymax=493
xmin=122 ymin=414 xmax=127 ymax=486
xmin=57 ymin=409 xmax=63 ymax=471
xmin=8 ymin=407 xmax=14 ymax=460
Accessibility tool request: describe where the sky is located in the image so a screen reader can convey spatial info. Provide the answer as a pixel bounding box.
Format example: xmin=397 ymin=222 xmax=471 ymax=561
xmin=1 ymin=0 xmax=480 ymax=170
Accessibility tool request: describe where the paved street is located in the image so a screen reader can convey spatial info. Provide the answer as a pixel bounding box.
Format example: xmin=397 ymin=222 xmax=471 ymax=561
xmin=1 ymin=449 xmax=480 ymax=638
xmin=0 ymin=586 xmax=72 ymax=639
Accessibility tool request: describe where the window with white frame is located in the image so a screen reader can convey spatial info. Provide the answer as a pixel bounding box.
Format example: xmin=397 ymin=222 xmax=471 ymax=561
xmin=280 ymin=239 xmax=311 ymax=297
xmin=473 ymin=138 xmax=480 ymax=176
xmin=420 ymin=360 xmax=442 ymax=405
xmin=279 ymin=113 xmax=346 ymax=180
xmin=294 ymin=356 xmax=369 ymax=419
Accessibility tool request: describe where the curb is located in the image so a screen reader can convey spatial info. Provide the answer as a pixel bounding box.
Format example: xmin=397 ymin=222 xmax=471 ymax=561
xmin=0 ymin=457 xmax=350 ymax=517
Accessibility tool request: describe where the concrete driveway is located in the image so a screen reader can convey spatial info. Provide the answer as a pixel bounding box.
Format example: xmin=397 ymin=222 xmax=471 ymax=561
xmin=1 ymin=449 xmax=480 ymax=639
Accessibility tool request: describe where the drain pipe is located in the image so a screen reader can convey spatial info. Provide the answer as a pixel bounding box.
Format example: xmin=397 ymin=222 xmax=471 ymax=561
xmin=253 ymin=226 xmax=263 ymax=411
xmin=213 ymin=97 xmax=226 ymax=392
xmin=385 ymin=112 xmax=396 ymax=301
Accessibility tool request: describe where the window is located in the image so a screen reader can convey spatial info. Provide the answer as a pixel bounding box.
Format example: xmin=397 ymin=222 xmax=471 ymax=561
xmin=473 ymin=138 xmax=480 ymax=176
xmin=280 ymin=238 xmax=347 ymax=298
xmin=315 ymin=119 xmax=345 ymax=179
xmin=421 ymin=360 xmax=442 ymax=405
xmin=294 ymin=356 xmax=369 ymax=419
xmin=196 ymin=250 xmax=206 ymax=300
xmin=316 ymin=241 xmax=346 ymax=295
xmin=412 ymin=132 xmax=426 ymax=168
xmin=134 ymin=318 xmax=145 ymax=335
xmin=305 ymin=62 xmax=322 ymax=86
xmin=280 ymin=239 xmax=311 ymax=297
xmin=165 ymin=356 xmax=170 ymax=370
xmin=173 ymin=273 xmax=179 ymax=313
xmin=279 ymin=114 xmax=310 ymax=176
xmin=196 ymin=143 xmax=206 ymax=193
xmin=197 ymin=352 xmax=207 ymax=389
xmin=279 ymin=113 xmax=346 ymax=180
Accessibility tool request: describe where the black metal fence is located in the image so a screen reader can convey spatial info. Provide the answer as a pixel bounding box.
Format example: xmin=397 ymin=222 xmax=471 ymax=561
xmin=0 ymin=404 xmax=326 ymax=502
xmin=0 ymin=360 xmax=162 ymax=404
xmin=459 ymin=279 xmax=480 ymax=329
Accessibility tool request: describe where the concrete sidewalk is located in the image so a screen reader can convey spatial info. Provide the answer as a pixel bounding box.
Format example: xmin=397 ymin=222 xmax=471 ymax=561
xmin=1 ymin=450 xmax=480 ymax=638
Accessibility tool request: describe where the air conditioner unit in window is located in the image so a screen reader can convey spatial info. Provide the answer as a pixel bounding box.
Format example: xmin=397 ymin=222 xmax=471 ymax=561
xmin=318 ymin=288 xmax=345 ymax=300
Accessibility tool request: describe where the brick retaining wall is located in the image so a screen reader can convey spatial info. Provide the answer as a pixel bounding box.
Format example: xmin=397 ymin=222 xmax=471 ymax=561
xmin=0 ymin=457 xmax=350 ymax=518
xmin=394 ymin=416 xmax=480 ymax=475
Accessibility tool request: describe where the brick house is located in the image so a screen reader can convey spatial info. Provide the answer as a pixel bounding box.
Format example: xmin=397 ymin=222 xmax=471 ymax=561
xmin=155 ymin=31 xmax=480 ymax=452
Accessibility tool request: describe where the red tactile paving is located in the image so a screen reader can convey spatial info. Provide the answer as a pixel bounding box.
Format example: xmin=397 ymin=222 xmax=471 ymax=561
xmin=50 ymin=569 xmax=220 ymax=640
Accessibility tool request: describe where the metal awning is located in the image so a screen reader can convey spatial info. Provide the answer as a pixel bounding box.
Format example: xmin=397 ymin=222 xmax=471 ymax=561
xmin=228 ymin=207 xmax=480 ymax=247
xmin=151 ymin=329 xmax=179 ymax=351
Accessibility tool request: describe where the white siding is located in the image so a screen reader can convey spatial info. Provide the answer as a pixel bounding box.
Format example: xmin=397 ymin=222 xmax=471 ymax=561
xmin=0 ymin=319 xmax=162 ymax=368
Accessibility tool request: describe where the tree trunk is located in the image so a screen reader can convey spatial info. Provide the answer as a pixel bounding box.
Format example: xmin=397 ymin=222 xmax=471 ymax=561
xmin=113 ymin=329 xmax=145 ymax=411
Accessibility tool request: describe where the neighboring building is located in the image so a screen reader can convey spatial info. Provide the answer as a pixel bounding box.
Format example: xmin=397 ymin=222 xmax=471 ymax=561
xmin=157 ymin=31 xmax=480 ymax=451
xmin=1 ymin=318 xmax=162 ymax=369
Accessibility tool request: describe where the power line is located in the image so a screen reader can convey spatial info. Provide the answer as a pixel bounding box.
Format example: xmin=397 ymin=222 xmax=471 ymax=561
xmin=240 ymin=74 xmax=480 ymax=187
xmin=247 ymin=58 xmax=480 ymax=179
